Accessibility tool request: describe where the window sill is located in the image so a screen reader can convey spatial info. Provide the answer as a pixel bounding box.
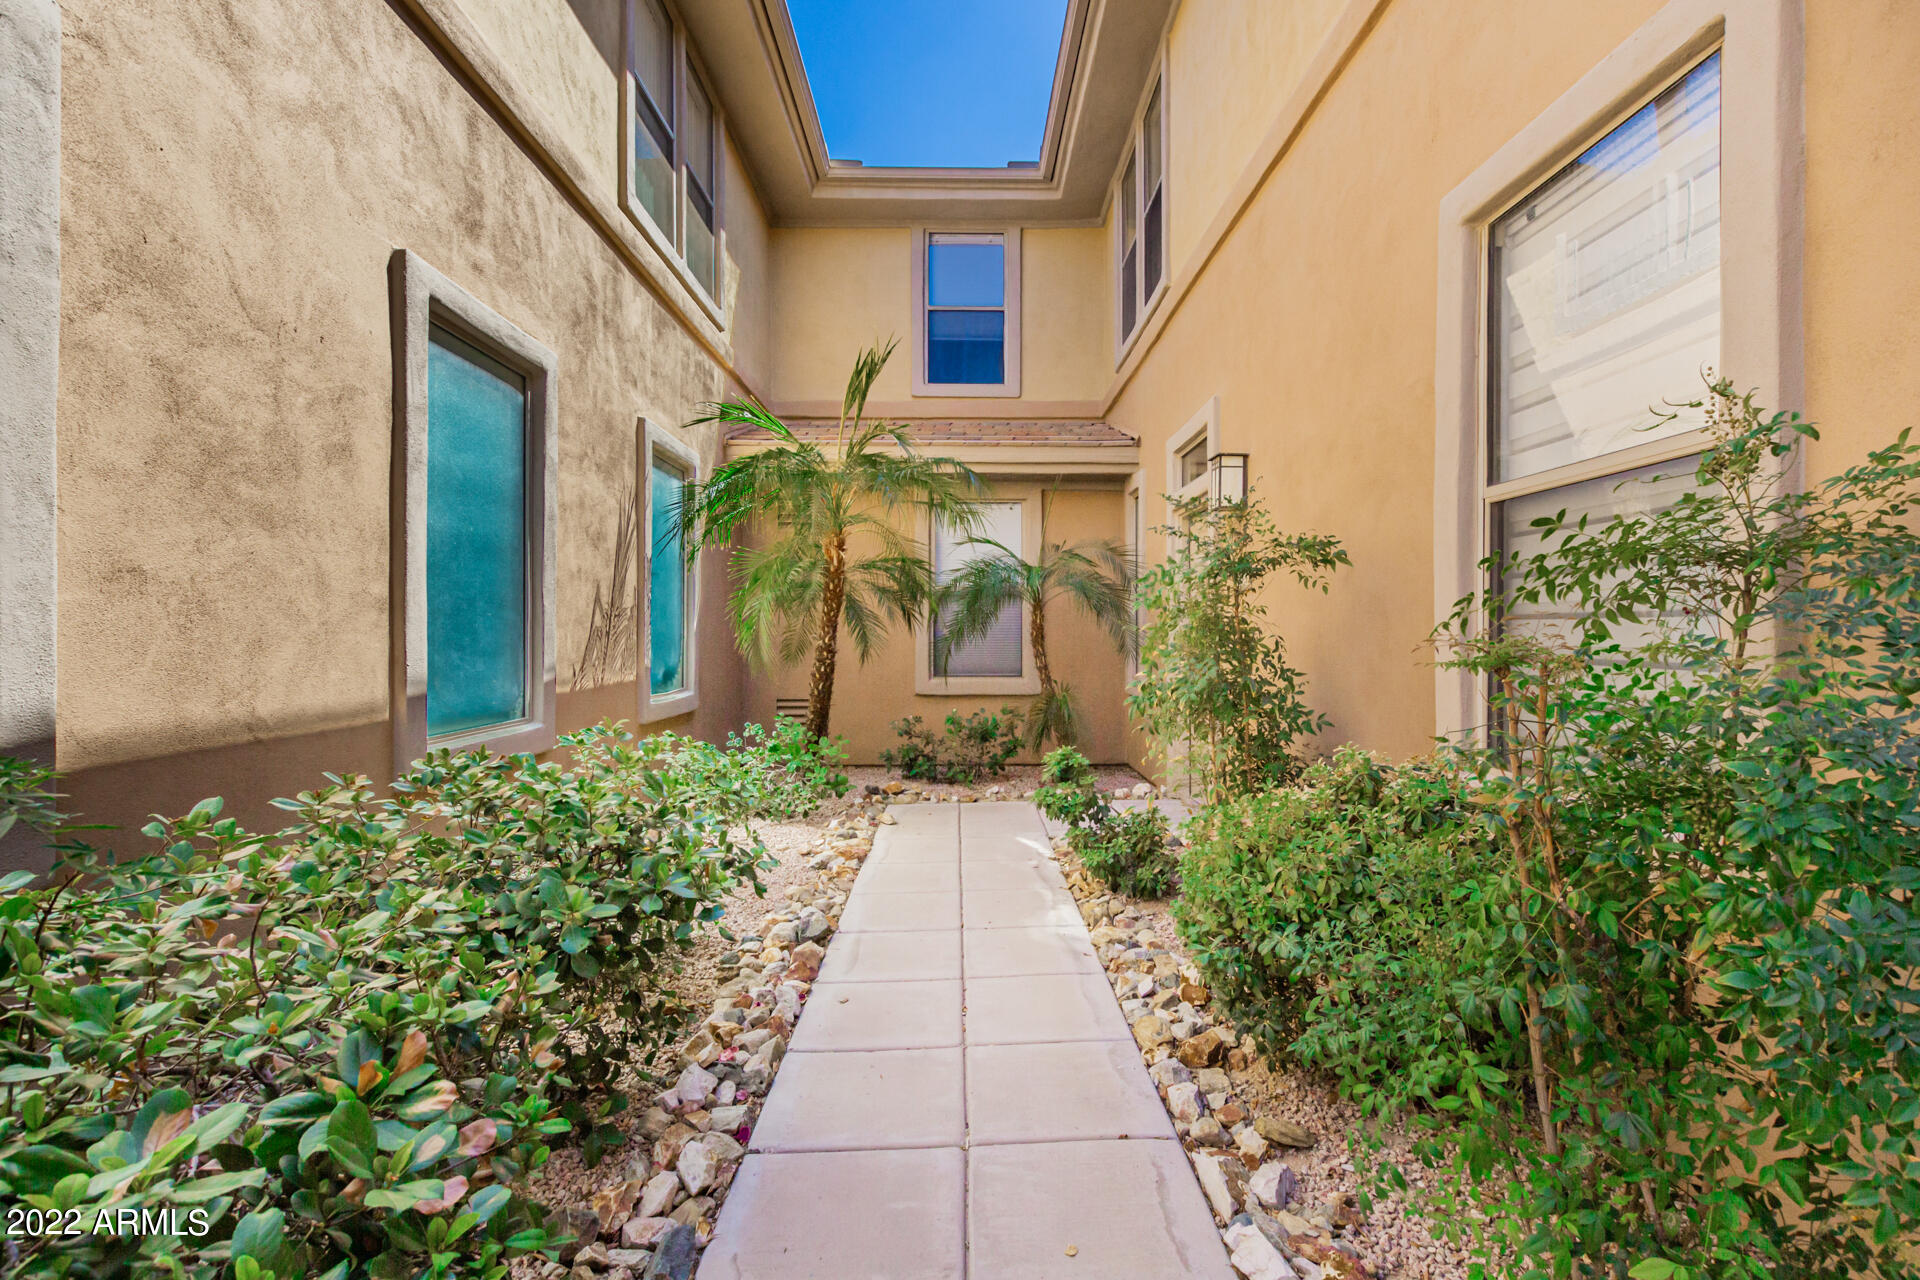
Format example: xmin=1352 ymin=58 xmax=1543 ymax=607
xmin=915 ymin=673 xmax=1042 ymax=697
xmin=639 ymin=686 xmax=700 ymax=724
xmin=912 ymin=380 xmax=1023 ymax=399
xmin=619 ymin=197 xmax=726 ymax=333
xmin=427 ymin=716 xmax=558 ymax=759
xmin=1115 ymin=278 xmax=1171 ymax=369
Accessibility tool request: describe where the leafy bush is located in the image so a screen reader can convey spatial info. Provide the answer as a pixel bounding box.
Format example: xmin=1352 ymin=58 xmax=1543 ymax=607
xmin=0 ymin=722 xmax=761 ymax=1278
xmin=1175 ymin=747 xmax=1516 ymax=1115
xmin=653 ymin=719 xmax=849 ymax=822
xmin=1072 ymin=806 xmax=1176 ymax=900
xmin=1033 ymin=746 xmax=1107 ymax=830
xmin=1421 ymin=380 xmax=1920 ymax=1277
xmin=1128 ymin=492 xmax=1347 ymax=802
xmin=879 ymin=707 xmax=1024 ymax=784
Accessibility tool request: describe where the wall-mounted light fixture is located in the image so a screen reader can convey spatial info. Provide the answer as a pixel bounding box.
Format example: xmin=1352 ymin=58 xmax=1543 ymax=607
xmin=1208 ymin=452 xmax=1248 ymax=507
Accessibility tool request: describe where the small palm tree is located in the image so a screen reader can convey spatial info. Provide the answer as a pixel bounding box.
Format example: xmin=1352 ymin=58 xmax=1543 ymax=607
xmin=680 ymin=342 xmax=982 ymax=740
xmin=934 ymin=504 xmax=1134 ymax=751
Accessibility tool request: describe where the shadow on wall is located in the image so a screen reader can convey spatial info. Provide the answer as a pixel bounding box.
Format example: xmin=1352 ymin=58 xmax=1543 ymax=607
xmin=571 ymin=481 xmax=638 ymax=692
xmin=39 ymin=718 xmax=395 ymax=871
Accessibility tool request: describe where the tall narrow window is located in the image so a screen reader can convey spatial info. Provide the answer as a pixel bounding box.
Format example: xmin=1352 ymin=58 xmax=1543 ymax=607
xmin=648 ymin=452 xmax=690 ymax=695
xmin=630 ymin=0 xmax=675 ymax=233
xmin=925 ymin=233 xmax=1006 ymax=385
xmin=1487 ymin=52 xmax=1721 ymax=638
xmin=1117 ymin=157 xmax=1138 ymax=340
xmin=684 ymin=71 xmax=718 ymax=298
xmin=932 ymin=502 xmax=1023 ymax=678
xmin=1140 ymin=84 xmax=1165 ymax=299
xmin=1115 ymin=75 xmax=1166 ymax=349
xmin=425 ymin=327 xmax=529 ymax=738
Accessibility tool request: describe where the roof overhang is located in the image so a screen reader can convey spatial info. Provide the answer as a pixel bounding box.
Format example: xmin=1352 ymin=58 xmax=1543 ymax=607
xmin=681 ymin=0 xmax=1174 ymax=226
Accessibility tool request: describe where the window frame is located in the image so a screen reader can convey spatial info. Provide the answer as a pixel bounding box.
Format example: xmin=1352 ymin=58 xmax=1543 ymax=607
xmin=1164 ymin=396 xmax=1219 ymax=522
xmin=1433 ymin=0 xmax=1803 ymax=742
xmin=389 ymin=249 xmax=559 ymax=766
xmin=911 ymin=226 xmax=1023 ymax=398
xmin=1113 ymin=59 xmax=1171 ymax=363
xmin=638 ymin=419 xmax=702 ymax=724
xmin=915 ymin=496 xmax=1043 ymax=696
xmin=1124 ymin=470 xmax=1145 ymax=680
xmin=620 ymin=0 xmax=727 ymax=326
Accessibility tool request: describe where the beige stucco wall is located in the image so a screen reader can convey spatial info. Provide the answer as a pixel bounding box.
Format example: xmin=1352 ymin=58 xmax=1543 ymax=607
xmin=738 ymin=481 xmax=1134 ymax=766
xmin=1108 ymin=0 xmax=1920 ymax=774
xmin=1162 ymin=0 xmax=1349 ymax=272
xmin=767 ymin=225 xmax=1110 ymax=410
xmin=54 ymin=0 xmax=758 ymax=839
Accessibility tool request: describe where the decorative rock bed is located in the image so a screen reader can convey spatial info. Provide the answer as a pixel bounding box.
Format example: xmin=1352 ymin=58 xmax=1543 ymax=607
xmin=534 ymin=802 xmax=887 ymax=1280
xmin=1058 ymin=826 xmax=1380 ymax=1280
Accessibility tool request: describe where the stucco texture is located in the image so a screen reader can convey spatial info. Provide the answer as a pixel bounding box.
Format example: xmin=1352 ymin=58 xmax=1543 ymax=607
xmin=1108 ymin=0 xmax=1919 ymax=772
xmin=54 ymin=0 xmax=751 ymax=837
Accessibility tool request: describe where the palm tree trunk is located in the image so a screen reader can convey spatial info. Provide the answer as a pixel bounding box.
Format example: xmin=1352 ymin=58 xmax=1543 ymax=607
xmin=806 ymin=534 xmax=847 ymax=740
xmin=1030 ymin=595 xmax=1053 ymax=698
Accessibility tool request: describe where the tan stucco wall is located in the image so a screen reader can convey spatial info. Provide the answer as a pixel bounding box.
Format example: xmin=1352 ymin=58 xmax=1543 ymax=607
xmin=54 ymin=0 xmax=757 ymax=839
xmin=737 ymin=481 xmax=1134 ymax=766
xmin=1163 ymin=0 xmax=1349 ymax=273
xmin=767 ymin=225 xmax=1110 ymax=409
xmin=1108 ymin=0 xmax=1920 ymax=774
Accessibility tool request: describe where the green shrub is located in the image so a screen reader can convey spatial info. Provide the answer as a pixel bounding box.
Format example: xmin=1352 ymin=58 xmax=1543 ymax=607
xmin=1072 ymin=806 xmax=1176 ymax=899
xmin=1174 ymin=747 xmax=1517 ymax=1116
xmin=654 ymin=719 xmax=849 ymax=822
xmin=1128 ymin=492 xmax=1347 ymax=801
xmin=1033 ymin=746 xmax=1108 ymax=830
xmin=879 ymin=707 xmax=1023 ymax=784
xmin=1423 ymin=381 xmax=1920 ymax=1277
xmin=0 ymin=722 xmax=760 ymax=1278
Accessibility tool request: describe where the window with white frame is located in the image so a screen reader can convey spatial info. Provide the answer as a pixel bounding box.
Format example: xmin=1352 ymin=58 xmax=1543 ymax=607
xmin=915 ymin=230 xmax=1021 ymax=395
xmin=641 ymin=424 xmax=699 ymax=720
xmin=1116 ymin=77 xmax=1167 ymax=350
xmin=1486 ymin=52 xmax=1721 ymax=639
xmin=931 ymin=501 xmax=1023 ymax=678
xmin=1166 ymin=397 xmax=1218 ymax=515
xmin=625 ymin=0 xmax=724 ymax=312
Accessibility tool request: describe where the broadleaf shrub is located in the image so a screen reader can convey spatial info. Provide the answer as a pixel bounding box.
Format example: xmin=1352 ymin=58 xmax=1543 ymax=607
xmin=1072 ymin=806 xmax=1177 ymax=900
xmin=879 ymin=707 xmax=1024 ymax=784
xmin=1175 ymin=747 xmax=1517 ymax=1115
xmin=0 ymin=722 xmax=765 ymax=1278
xmin=1420 ymin=381 xmax=1920 ymax=1277
xmin=652 ymin=718 xmax=849 ymax=823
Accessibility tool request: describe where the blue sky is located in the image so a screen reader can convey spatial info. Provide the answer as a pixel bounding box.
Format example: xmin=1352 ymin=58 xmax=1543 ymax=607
xmin=787 ymin=0 xmax=1069 ymax=168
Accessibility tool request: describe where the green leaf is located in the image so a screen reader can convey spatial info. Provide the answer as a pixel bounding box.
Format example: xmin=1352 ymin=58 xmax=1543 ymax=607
xmin=230 ymin=1207 xmax=287 ymax=1263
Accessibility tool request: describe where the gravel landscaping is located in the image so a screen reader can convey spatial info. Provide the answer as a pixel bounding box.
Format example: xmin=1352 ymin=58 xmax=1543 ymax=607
xmin=1054 ymin=812 xmax=1478 ymax=1280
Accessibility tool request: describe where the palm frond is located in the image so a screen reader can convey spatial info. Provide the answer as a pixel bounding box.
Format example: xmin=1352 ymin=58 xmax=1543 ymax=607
xmin=932 ymin=545 xmax=1032 ymax=672
xmin=1026 ymin=684 xmax=1082 ymax=752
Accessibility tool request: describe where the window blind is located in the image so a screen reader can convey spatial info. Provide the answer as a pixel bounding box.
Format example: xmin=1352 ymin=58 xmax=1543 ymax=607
xmin=933 ymin=502 xmax=1023 ymax=678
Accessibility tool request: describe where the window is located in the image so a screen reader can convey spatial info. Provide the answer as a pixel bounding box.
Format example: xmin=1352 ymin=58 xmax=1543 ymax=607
xmin=1435 ymin=1 xmax=1802 ymax=741
xmin=1487 ymin=54 xmax=1721 ymax=640
xmin=630 ymin=0 xmax=674 ymax=233
xmin=1115 ymin=75 xmax=1168 ymax=351
xmin=1166 ymin=397 xmax=1219 ymax=519
xmin=913 ymin=229 xmax=1022 ymax=396
xmin=390 ymin=249 xmax=557 ymax=765
xmin=623 ymin=0 xmax=724 ymax=315
xmin=684 ymin=72 xmax=718 ymax=298
xmin=932 ymin=502 xmax=1023 ymax=678
xmin=426 ymin=328 xmax=530 ymax=737
xmin=640 ymin=422 xmax=699 ymax=721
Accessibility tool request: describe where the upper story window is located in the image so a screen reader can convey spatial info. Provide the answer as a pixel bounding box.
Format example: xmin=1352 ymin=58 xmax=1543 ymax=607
xmin=913 ymin=228 xmax=1023 ymax=397
xmin=1116 ymin=77 xmax=1167 ymax=353
xmin=624 ymin=0 xmax=724 ymax=318
xmin=1486 ymin=51 xmax=1721 ymax=644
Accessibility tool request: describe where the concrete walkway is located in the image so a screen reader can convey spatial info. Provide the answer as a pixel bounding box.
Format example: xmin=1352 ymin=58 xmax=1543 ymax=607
xmin=697 ymin=801 xmax=1233 ymax=1280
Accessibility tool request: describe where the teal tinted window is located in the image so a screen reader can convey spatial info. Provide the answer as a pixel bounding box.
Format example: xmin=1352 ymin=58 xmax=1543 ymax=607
xmin=649 ymin=455 xmax=689 ymax=695
xmin=426 ymin=328 xmax=528 ymax=737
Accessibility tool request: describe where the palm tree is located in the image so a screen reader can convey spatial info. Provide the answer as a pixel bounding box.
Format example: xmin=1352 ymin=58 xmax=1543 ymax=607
xmin=933 ymin=499 xmax=1134 ymax=751
xmin=679 ymin=342 xmax=983 ymax=740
